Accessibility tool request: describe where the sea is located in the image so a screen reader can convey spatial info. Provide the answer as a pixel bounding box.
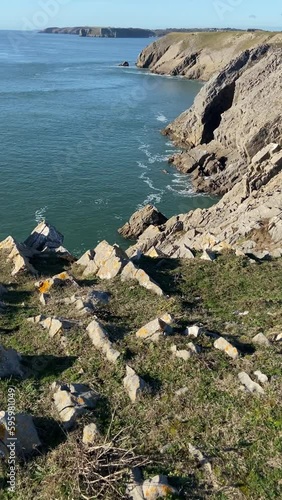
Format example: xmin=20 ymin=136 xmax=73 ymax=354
xmin=0 ymin=31 xmax=216 ymax=254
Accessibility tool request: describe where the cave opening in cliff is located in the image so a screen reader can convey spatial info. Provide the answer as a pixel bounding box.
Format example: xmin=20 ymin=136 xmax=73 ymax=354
xmin=201 ymin=82 xmax=236 ymax=144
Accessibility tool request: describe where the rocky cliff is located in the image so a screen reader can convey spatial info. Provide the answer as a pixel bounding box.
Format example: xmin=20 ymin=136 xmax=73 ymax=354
xmin=136 ymin=31 xmax=282 ymax=80
xmin=129 ymin=37 xmax=282 ymax=260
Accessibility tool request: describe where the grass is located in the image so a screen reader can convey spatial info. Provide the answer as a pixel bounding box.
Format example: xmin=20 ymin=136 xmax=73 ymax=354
xmin=0 ymin=252 xmax=282 ymax=499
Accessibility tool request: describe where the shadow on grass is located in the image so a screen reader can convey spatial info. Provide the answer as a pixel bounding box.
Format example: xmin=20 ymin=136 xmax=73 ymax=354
xmin=21 ymin=354 xmax=77 ymax=379
xmin=33 ymin=416 xmax=67 ymax=454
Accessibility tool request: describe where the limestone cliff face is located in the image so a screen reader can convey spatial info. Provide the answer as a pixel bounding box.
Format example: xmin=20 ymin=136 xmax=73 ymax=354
xmin=136 ymin=31 xmax=282 ymax=81
xmin=165 ymin=45 xmax=282 ymax=196
xmin=128 ymin=36 xmax=282 ymax=257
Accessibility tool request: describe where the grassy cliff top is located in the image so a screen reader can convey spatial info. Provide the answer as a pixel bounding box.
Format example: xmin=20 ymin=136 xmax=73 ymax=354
xmin=0 ymin=251 xmax=282 ymax=498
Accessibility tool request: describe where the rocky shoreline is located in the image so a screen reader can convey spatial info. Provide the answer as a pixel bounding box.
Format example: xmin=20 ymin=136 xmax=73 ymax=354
xmin=129 ymin=32 xmax=282 ymax=259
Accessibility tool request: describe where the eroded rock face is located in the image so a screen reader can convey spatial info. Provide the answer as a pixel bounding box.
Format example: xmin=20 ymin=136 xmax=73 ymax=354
xmin=137 ymin=31 xmax=282 ymax=81
xmin=118 ymin=205 xmax=167 ymax=240
xmin=165 ymin=46 xmax=282 ymax=197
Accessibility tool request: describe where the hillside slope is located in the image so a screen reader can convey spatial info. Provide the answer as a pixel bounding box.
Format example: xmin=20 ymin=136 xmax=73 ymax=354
xmin=137 ymin=31 xmax=282 ymax=80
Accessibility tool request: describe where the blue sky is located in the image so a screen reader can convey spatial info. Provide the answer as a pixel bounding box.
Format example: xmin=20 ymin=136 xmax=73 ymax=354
xmin=1 ymin=0 xmax=282 ymax=31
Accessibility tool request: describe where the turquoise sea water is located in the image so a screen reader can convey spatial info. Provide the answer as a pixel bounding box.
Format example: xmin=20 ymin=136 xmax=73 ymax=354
xmin=0 ymin=31 xmax=215 ymax=254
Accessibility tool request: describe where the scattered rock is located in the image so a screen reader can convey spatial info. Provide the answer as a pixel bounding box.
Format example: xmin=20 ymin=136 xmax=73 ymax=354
xmin=121 ymin=262 xmax=164 ymax=296
xmin=171 ymin=342 xmax=199 ymax=361
xmin=276 ymin=333 xmax=282 ymax=341
xmin=254 ymin=370 xmax=269 ymax=384
xmin=136 ymin=314 xmax=173 ymax=341
xmin=214 ymin=337 xmax=239 ymax=359
xmin=82 ymin=423 xmax=100 ymax=445
xmin=51 ymin=382 xmax=99 ymax=429
xmin=252 ymin=333 xmax=271 ymax=347
xmin=175 ymin=387 xmax=189 ymax=396
xmin=35 ymin=272 xmax=77 ymax=294
xmin=0 ymin=345 xmax=23 ymax=379
xmin=118 ymin=205 xmax=167 ymax=240
xmin=188 ymin=443 xmax=217 ymax=487
xmin=185 ymin=325 xmax=204 ymax=338
xmin=123 ymin=366 xmax=147 ymax=402
xmin=171 ymin=345 xmax=191 ymax=361
xmin=142 ymin=475 xmax=178 ymax=500
xmin=0 ymin=412 xmax=41 ymax=457
xmin=119 ymin=61 xmax=129 ymax=67
xmin=238 ymin=372 xmax=264 ymax=394
xmin=86 ymin=319 xmax=121 ymax=363
xmin=27 ymin=315 xmax=76 ymax=338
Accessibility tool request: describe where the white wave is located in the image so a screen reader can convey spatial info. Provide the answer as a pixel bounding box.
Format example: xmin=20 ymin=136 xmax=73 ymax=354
xmin=139 ymin=172 xmax=164 ymax=193
xmin=137 ymin=161 xmax=148 ymax=170
xmin=156 ymin=113 xmax=168 ymax=123
xmin=137 ymin=192 xmax=163 ymax=209
xmin=35 ymin=206 xmax=47 ymax=223
xmin=166 ymin=184 xmax=197 ymax=197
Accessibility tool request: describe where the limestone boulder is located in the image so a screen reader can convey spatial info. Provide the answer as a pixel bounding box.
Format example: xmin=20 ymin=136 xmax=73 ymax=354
xmin=24 ymin=221 xmax=74 ymax=261
xmin=28 ymin=315 xmax=76 ymax=338
xmin=238 ymin=372 xmax=264 ymax=394
xmin=136 ymin=314 xmax=173 ymax=341
xmin=118 ymin=205 xmax=167 ymax=240
xmin=123 ymin=366 xmax=147 ymax=402
xmin=86 ymin=319 xmax=121 ymax=363
xmin=0 ymin=236 xmax=37 ymax=276
xmin=214 ymin=337 xmax=239 ymax=360
xmin=82 ymin=423 xmax=100 ymax=445
xmin=52 ymin=382 xmax=99 ymax=429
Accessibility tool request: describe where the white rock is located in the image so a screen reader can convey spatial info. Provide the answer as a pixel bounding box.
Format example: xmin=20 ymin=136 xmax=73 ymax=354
xmin=52 ymin=382 xmax=99 ymax=429
xmin=252 ymin=333 xmax=271 ymax=346
xmin=175 ymin=387 xmax=189 ymax=396
xmin=238 ymin=372 xmax=264 ymax=394
xmin=214 ymin=337 xmax=239 ymax=359
xmin=136 ymin=314 xmax=173 ymax=341
xmin=123 ymin=366 xmax=147 ymax=402
xmin=201 ymin=249 xmax=216 ymax=261
xmin=86 ymin=319 xmax=121 ymax=363
xmin=82 ymin=423 xmax=100 ymax=445
xmin=185 ymin=325 xmax=204 ymax=338
xmin=142 ymin=475 xmax=178 ymax=499
xmin=254 ymin=370 xmax=269 ymax=384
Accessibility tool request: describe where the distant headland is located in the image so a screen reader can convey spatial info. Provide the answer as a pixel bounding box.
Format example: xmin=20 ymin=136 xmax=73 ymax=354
xmin=39 ymin=26 xmax=263 ymax=38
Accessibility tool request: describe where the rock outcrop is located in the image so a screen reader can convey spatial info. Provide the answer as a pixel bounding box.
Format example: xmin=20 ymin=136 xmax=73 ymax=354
xmin=0 ymin=222 xmax=74 ymax=276
xmin=126 ymin=43 xmax=282 ymax=258
xmin=118 ymin=205 xmax=167 ymax=240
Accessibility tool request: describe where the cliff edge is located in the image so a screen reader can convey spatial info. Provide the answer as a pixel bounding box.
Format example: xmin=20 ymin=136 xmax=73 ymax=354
xmin=137 ymin=31 xmax=282 ymax=80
